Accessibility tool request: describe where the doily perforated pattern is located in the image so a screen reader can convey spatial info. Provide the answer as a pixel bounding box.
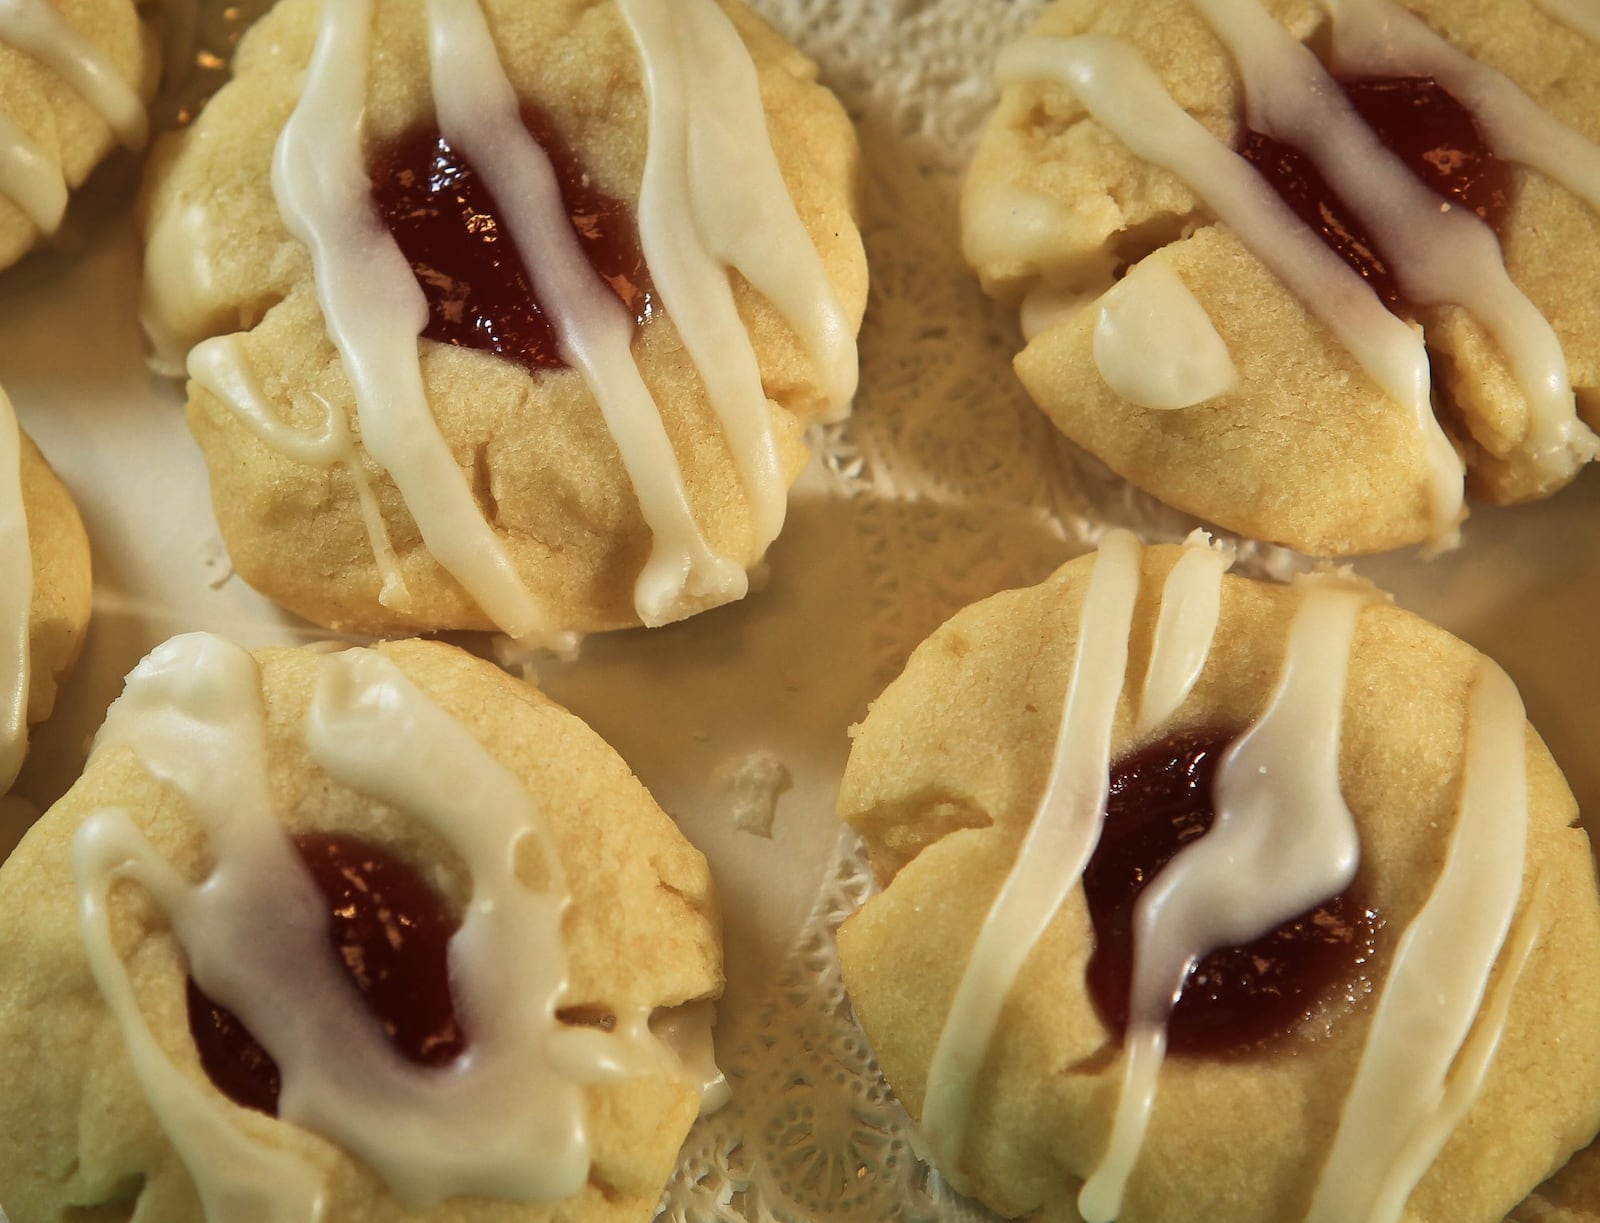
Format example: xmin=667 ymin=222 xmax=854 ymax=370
xmin=659 ymin=828 xmax=1001 ymax=1223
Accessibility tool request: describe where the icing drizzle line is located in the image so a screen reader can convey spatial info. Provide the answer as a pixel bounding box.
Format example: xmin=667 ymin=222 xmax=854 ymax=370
xmin=199 ymin=0 xmax=853 ymax=638
xmin=1306 ymin=657 xmax=1534 ymax=1223
xmin=917 ymin=532 xmax=1534 ymax=1223
xmin=72 ymin=636 xmax=688 ymax=1216
xmin=0 ymin=0 xmax=147 ymax=234
xmin=0 ymin=385 xmax=32 ymax=794
xmin=186 ymin=335 xmax=408 ymax=602
xmin=921 ymin=529 xmax=1142 ymax=1173
xmin=1531 ymin=0 xmax=1600 ymax=42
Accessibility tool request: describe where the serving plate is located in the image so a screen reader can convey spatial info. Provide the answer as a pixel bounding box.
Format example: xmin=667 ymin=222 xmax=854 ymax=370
xmin=1 ymin=1 xmax=1596 ymax=1219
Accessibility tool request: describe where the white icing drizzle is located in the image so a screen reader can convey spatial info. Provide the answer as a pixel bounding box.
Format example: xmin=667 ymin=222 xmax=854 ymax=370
xmin=0 ymin=109 xmax=66 ymax=234
xmin=618 ymin=0 xmax=782 ymax=558
xmin=1531 ymin=0 xmax=1600 ymax=42
xmin=1370 ymin=882 xmax=1545 ymax=1222
xmin=72 ymin=635 xmax=681 ymax=1214
xmin=74 ymin=810 xmax=329 ymax=1223
xmin=188 ymin=336 xmax=348 ymax=467
xmin=651 ymin=999 xmax=732 ymax=1116
xmin=187 ymin=334 xmax=408 ymax=606
xmin=1196 ymin=0 xmax=1598 ymax=480
xmin=1091 ymin=259 xmax=1238 ymax=409
xmin=619 ymin=0 xmax=859 ymax=430
xmin=0 ymin=386 xmax=32 ymax=794
xmin=921 ymin=529 xmax=1142 ymax=1174
xmin=1135 ymin=531 xmax=1233 ymax=738
xmin=1306 ymin=657 xmax=1531 ymax=1223
xmin=995 ymin=37 xmax=1464 ymax=546
xmin=426 ymin=0 xmax=744 ymax=627
xmin=140 ymin=194 xmax=217 ymax=378
xmin=270 ymin=0 xmax=562 ymax=645
xmin=1080 ymin=572 xmax=1373 ymax=1222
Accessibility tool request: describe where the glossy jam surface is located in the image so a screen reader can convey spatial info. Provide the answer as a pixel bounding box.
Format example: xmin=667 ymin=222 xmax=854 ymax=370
xmin=1083 ymin=731 xmax=1383 ymax=1056
xmin=188 ymin=832 xmax=465 ymax=1115
xmin=368 ymin=111 xmax=653 ymax=375
xmin=1241 ymin=75 xmax=1510 ymax=312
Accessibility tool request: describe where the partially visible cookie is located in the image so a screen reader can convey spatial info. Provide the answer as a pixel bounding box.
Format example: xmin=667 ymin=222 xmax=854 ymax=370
xmin=963 ymin=0 xmax=1600 ymax=557
xmin=140 ymin=0 xmax=866 ymax=644
xmin=2 ymin=387 xmax=92 ymax=792
xmin=0 ymin=634 xmax=723 ymax=1221
xmin=1513 ymin=1146 xmax=1600 ymax=1223
xmin=0 ymin=0 xmax=157 ymax=271
xmin=836 ymin=533 xmax=1600 ymax=1222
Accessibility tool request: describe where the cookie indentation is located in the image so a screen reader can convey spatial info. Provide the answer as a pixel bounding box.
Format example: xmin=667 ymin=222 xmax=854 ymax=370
xmin=1242 ymin=74 xmax=1510 ymax=313
xmin=1083 ymin=729 xmax=1383 ymax=1056
xmin=370 ymin=114 xmax=654 ymax=375
xmin=188 ymin=831 xmax=464 ymax=1115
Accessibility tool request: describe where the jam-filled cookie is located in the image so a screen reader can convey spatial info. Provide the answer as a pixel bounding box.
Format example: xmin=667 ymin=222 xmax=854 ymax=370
xmin=1 ymin=385 xmax=91 ymax=793
xmin=835 ymin=532 xmax=1600 ymax=1222
xmin=963 ymin=0 xmax=1600 ymax=557
xmin=139 ymin=0 xmax=866 ymax=645
xmin=0 ymin=634 xmax=723 ymax=1220
xmin=0 ymin=0 xmax=156 ymax=271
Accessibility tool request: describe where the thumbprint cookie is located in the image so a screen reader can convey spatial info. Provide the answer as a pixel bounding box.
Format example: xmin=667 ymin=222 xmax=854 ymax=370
xmin=0 ymin=634 xmax=723 ymax=1221
xmin=837 ymin=532 xmax=1600 ymax=1222
xmin=963 ymin=0 xmax=1600 ymax=557
xmin=139 ymin=0 xmax=867 ymax=646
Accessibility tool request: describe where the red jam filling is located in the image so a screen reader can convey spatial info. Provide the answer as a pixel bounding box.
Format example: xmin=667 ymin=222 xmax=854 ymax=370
xmin=1240 ymin=75 xmax=1510 ymax=313
xmin=187 ymin=832 xmax=465 ymax=1115
xmin=1083 ymin=730 xmax=1383 ymax=1057
xmin=368 ymin=109 xmax=653 ymax=375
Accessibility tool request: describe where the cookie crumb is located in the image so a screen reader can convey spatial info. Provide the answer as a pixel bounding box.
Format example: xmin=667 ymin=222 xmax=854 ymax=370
xmin=200 ymin=535 xmax=234 ymax=589
xmin=715 ymin=750 xmax=792 ymax=838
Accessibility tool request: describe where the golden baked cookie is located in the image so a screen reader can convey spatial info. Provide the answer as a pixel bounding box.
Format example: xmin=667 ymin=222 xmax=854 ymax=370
xmin=836 ymin=533 xmax=1600 ymax=1222
xmin=962 ymin=0 xmax=1600 ymax=558
xmin=0 ymin=634 xmax=723 ymax=1221
xmin=2 ymin=389 xmax=92 ymax=793
xmin=139 ymin=0 xmax=867 ymax=644
xmin=0 ymin=0 xmax=157 ymax=271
